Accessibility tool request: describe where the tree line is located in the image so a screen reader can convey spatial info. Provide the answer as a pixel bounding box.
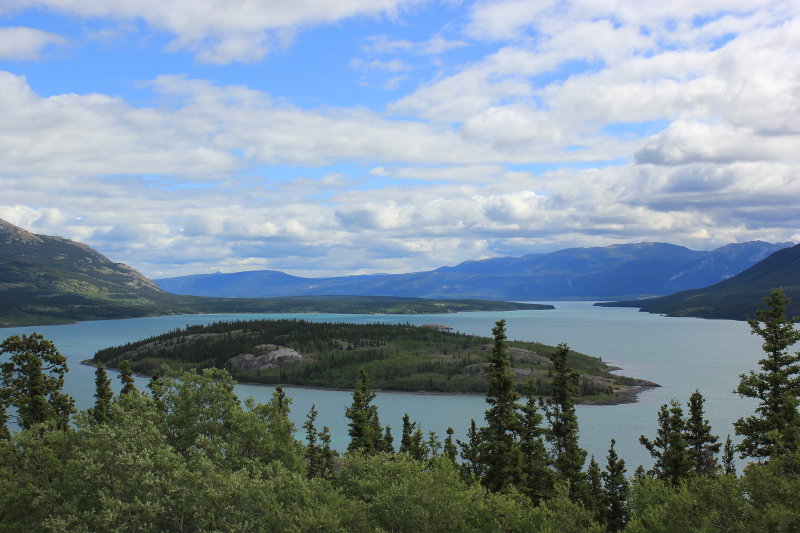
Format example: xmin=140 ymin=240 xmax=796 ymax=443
xmin=1 ymin=290 xmax=799 ymax=531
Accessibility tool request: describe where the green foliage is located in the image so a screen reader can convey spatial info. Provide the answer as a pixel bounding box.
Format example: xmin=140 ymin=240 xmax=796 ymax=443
xmin=519 ymin=379 xmax=553 ymax=503
xmin=640 ymin=400 xmax=691 ymax=484
xmin=684 ymin=390 xmax=720 ymax=475
xmin=602 ymin=439 xmax=629 ymax=531
xmin=345 ymin=369 xmax=384 ymax=454
xmin=543 ymin=342 xmax=588 ymax=499
xmin=118 ymin=359 xmax=137 ymax=394
xmin=90 ymin=363 xmax=113 ymax=424
xmin=735 ymin=289 xmax=800 ymax=460
xmin=0 ymin=333 xmax=75 ymax=432
xmin=479 ymin=319 xmax=524 ymax=492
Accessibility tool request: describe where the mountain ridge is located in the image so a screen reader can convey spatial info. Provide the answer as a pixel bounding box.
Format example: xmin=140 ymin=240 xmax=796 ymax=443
xmin=156 ymin=241 xmax=794 ymax=301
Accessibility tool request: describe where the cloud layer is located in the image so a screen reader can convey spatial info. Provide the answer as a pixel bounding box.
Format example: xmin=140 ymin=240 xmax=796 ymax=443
xmin=0 ymin=1 xmax=798 ymax=278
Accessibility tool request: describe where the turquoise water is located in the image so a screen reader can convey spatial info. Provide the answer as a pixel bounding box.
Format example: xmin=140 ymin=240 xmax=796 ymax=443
xmin=0 ymin=302 xmax=765 ymax=470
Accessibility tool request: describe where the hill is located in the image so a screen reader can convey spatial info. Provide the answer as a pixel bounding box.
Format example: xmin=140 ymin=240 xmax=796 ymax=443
xmin=596 ymin=244 xmax=800 ymax=319
xmin=0 ymin=219 xmax=551 ymax=326
xmin=91 ymin=319 xmax=657 ymax=403
xmin=156 ymin=241 xmax=793 ymax=300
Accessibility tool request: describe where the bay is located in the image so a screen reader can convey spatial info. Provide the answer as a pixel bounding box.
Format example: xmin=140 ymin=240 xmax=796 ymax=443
xmin=0 ymin=302 xmax=764 ymax=470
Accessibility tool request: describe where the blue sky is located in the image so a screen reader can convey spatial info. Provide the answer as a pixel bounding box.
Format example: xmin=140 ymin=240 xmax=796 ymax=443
xmin=0 ymin=0 xmax=798 ymax=278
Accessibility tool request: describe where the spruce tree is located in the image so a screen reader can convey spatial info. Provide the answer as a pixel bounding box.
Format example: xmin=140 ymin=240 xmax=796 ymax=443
xmin=734 ymin=289 xmax=800 ymax=460
xmin=586 ymin=456 xmax=605 ymax=521
xmin=602 ymin=439 xmax=629 ymax=532
xmin=91 ymin=363 xmax=113 ymax=424
xmin=319 ymin=425 xmax=335 ymax=478
xmin=303 ymin=404 xmax=323 ymax=478
xmin=543 ymin=342 xmax=587 ymax=500
xmin=722 ymin=434 xmax=736 ymax=476
xmin=443 ymin=427 xmax=458 ymax=463
xmin=345 ymin=369 xmax=383 ymax=454
xmin=458 ymin=419 xmax=484 ymax=480
xmin=0 ymin=334 xmax=75 ymax=431
xmin=119 ymin=359 xmax=137 ymax=394
xmin=519 ymin=379 xmax=553 ymax=503
xmin=684 ymin=390 xmax=720 ymax=475
xmin=640 ymin=400 xmax=690 ymax=483
xmin=478 ymin=319 xmax=523 ymax=492
xmin=382 ymin=425 xmax=394 ymax=453
xmin=400 ymin=413 xmax=415 ymax=454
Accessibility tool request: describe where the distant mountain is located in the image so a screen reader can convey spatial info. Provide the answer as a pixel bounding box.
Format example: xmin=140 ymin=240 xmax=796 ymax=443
xmin=156 ymin=241 xmax=794 ymax=301
xmin=596 ymin=244 xmax=800 ymax=320
xmin=0 ymin=219 xmax=545 ymax=326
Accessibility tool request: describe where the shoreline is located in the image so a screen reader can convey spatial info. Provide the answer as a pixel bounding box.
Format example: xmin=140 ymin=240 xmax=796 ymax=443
xmin=80 ymin=359 xmax=658 ymax=405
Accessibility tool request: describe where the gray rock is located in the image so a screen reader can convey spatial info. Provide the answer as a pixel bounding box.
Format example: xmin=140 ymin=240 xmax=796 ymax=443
xmin=226 ymin=345 xmax=303 ymax=371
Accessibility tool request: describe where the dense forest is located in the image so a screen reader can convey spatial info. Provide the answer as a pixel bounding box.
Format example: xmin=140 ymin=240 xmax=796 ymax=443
xmin=92 ymin=319 xmax=652 ymax=401
xmin=1 ymin=290 xmax=799 ymax=531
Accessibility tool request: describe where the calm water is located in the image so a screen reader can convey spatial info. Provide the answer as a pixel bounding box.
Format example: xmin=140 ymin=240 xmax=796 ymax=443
xmin=0 ymin=302 xmax=765 ymax=470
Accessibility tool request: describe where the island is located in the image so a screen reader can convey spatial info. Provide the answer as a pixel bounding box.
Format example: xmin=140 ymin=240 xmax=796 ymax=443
xmin=91 ymin=319 xmax=658 ymax=404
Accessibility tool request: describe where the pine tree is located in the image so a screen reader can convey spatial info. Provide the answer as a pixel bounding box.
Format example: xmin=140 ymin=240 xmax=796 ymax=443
xmin=684 ymin=390 xmax=720 ymax=475
xmin=602 ymin=439 xmax=629 ymax=532
xmin=543 ymin=342 xmax=587 ymax=500
xmin=382 ymin=425 xmax=394 ymax=453
xmin=722 ymin=434 xmax=736 ymax=476
xmin=319 ymin=425 xmax=335 ymax=478
xmin=458 ymin=418 xmax=484 ymax=481
xmin=0 ymin=334 xmax=75 ymax=432
xmin=586 ymin=456 xmax=605 ymax=521
xmin=478 ymin=319 xmax=523 ymax=492
xmin=91 ymin=363 xmax=113 ymax=424
xmin=519 ymin=379 xmax=553 ymax=503
xmin=640 ymin=400 xmax=690 ymax=483
xmin=443 ymin=427 xmax=458 ymax=463
xmin=400 ymin=413 xmax=415 ymax=454
xmin=303 ymin=404 xmax=323 ymax=478
xmin=734 ymin=290 xmax=800 ymax=460
xmin=345 ymin=369 xmax=383 ymax=454
xmin=119 ymin=359 xmax=137 ymax=394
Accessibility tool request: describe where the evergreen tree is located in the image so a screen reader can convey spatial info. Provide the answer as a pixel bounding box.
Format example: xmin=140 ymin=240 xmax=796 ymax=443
xmin=400 ymin=413 xmax=415 ymax=454
xmin=519 ymin=379 xmax=553 ymax=503
xmin=478 ymin=319 xmax=523 ymax=492
xmin=0 ymin=334 xmax=75 ymax=431
xmin=602 ymin=439 xmax=629 ymax=532
xmin=345 ymin=369 xmax=383 ymax=454
xmin=319 ymin=425 xmax=335 ymax=478
xmin=586 ymin=456 xmax=605 ymax=521
xmin=382 ymin=425 xmax=394 ymax=453
xmin=91 ymin=363 xmax=113 ymax=424
xmin=543 ymin=342 xmax=587 ymax=500
xmin=640 ymin=400 xmax=690 ymax=483
xmin=734 ymin=290 xmax=800 ymax=460
xmin=684 ymin=390 xmax=720 ymax=475
xmin=722 ymin=434 xmax=736 ymax=476
xmin=457 ymin=418 xmax=483 ymax=481
xmin=303 ymin=404 xmax=323 ymax=478
xmin=443 ymin=427 xmax=457 ymax=463
xmin=119 ymin=359 xmax=137 ymax=394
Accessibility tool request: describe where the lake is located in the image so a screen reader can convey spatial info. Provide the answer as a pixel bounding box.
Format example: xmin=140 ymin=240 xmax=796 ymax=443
xmin=0 ymin=302 xmax=765 ymax=470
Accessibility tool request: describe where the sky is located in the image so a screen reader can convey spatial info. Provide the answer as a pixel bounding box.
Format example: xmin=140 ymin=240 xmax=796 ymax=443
xmin=0 ymin=0 xmax=798 ymax=279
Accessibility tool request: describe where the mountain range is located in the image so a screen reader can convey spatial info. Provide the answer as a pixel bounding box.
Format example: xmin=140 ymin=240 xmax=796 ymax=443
xmin=0 ymin=218 xmax=545 ymax=327
xmin=156 ymin=241 xmax=794 ymax=301
xmin=597 ymin=243 xmax=800 ymax=320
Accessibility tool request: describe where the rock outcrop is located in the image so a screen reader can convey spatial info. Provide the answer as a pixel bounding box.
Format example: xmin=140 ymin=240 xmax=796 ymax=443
xmin=226 ymin=344 xmax=303 ymax=372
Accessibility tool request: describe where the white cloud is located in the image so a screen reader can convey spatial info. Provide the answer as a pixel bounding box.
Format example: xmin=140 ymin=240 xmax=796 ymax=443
xmin=0 ymin=26 xmax=66 ymax=60
xmin=5 ymin=0 xmax=426 ymax=63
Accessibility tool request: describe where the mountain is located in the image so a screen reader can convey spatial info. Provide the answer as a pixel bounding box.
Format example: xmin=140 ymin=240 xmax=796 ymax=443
xmin=596 ymin=244 xmax=800 ymax=319
xmin=0 ymin=219 xmax=546 ymax=326
xmin=156 ymin=241 xmax=794 ymax=301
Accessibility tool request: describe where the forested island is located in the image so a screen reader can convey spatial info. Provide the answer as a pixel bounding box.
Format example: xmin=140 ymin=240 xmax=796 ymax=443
xmin=91 ymin=319 xmax=653 ymax=403
xmin=2 ymin=290 xmax=799 ymax=531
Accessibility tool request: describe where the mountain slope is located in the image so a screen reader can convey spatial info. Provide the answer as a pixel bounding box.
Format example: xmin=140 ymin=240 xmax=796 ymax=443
xmin=0 ymin=219 xmax=547 ymax=326
xmin=156 ymin=241 xmax=794 ymax=300
xmin=596 ymin=244 xmax=800 ymax=319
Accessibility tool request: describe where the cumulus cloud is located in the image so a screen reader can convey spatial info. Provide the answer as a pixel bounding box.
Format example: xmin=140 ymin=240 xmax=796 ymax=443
xmin=0 ymin=26 xmax=66 ymax=60
xmin=4 ymin=0 xmax=424 ymax=63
